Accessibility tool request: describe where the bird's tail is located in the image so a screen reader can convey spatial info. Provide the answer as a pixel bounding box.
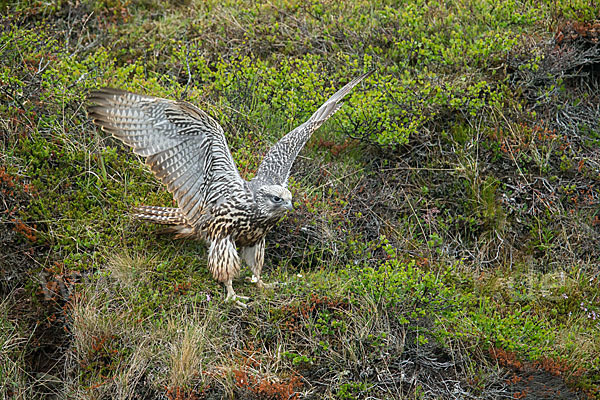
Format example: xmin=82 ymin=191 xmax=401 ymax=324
xmin=132 ymin=205 xmax=197 ymax=238
xmin=132 ymin=205 xmax=186 ymax=225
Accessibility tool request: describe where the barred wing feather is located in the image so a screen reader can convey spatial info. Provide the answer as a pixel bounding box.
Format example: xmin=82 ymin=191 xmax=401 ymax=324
xmin=89 ymin=89 xmax=245 ymax=226
xmin=253 ymin=71 xmax=373 ymax=186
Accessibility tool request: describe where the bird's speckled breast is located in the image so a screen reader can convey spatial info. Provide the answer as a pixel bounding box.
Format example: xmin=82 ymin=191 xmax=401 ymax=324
xmin=234 ymin=216 xmax=280 ymax=247
xmin=200 ymin=200 xmax=280 ymax=247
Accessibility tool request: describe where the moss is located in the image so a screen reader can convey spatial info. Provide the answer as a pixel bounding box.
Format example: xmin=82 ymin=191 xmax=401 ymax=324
xmin=2 ymin=0 xmax=600 ymax=397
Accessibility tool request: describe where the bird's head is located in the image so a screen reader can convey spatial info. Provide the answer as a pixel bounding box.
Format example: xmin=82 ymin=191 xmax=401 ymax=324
xmin=255 ymin=185 xmax=293 ymax=217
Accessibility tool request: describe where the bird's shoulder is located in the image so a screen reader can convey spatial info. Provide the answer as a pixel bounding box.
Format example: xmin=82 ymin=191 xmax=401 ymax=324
xmin=207 ymin=190 xmax=256 ymax=217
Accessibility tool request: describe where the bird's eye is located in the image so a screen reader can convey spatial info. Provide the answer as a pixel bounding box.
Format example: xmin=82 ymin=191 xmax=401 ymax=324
xmin=272 ymin=196 xmax=282 ymax=203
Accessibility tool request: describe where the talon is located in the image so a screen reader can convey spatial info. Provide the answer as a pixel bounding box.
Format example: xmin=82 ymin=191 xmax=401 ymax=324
xmin=225 ymin=280 xmax=250 ymax=306
xmin=236 ymin=300 xmax=248 ymax=308
xmin=225 ymin=292 xmax=250 ymax=301
xmin=234 ymin=298 xmax=249 ymax=308
xmin=225 ymin=293 xmax=250 ymax=308
xmin=255 ymin=279 xmax=278 ymax=290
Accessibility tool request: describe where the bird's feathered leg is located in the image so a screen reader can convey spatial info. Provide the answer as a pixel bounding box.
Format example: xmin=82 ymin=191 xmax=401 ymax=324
xmin=207 ymin=237 xmax=248 ymax=306
xmin=241 ymin=238 xmax=277 ymax=289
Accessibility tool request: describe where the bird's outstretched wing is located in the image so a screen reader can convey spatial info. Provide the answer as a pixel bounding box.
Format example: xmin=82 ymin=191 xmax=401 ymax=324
xmin=253 ymin=71 xmax=373 ymax=186
xmin=89 ymin=89 xmax=245 ymax=226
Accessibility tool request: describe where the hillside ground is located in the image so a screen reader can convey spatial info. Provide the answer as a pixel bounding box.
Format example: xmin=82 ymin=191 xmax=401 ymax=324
xmin=1 ymin=0 xmax=600 ymax=399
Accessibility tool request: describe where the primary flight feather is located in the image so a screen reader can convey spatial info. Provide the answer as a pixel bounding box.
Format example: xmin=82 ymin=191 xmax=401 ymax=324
xmin=89 ymin=71 xmax=372 ymax=305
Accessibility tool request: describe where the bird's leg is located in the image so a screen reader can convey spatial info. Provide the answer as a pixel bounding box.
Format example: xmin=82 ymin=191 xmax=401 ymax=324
xmin=256 ymin=278 xmax=278 ymax=289
xmin=250 ymin=274 xmax=278 ymax=289
xmin=242 ymin=239 xmax=278 ymax=290
xmin=224 ymin=280 xmax=249 ymax=307
xmin=208 ymin=237 xmax=249 ymax=306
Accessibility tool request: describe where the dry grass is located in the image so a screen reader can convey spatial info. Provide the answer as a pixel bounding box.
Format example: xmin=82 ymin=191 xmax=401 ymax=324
xmin=0 ymin=296 xmax=29 ymax=400
xmin=166 ymin=309 xmax=217 ymax=390
xmin=2 ymin=0 xmax=600 ymax=398
xmin=106 ymin=251 xmax=155 ymax=290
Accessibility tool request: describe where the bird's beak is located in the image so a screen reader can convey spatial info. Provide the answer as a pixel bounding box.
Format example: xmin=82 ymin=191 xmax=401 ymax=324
xmin=284 ymin=201 xmax=294 ymax=211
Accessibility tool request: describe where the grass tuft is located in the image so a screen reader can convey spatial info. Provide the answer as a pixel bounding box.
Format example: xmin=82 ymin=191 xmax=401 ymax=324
xmin=2 ymin=0 xmax=600 ymax=398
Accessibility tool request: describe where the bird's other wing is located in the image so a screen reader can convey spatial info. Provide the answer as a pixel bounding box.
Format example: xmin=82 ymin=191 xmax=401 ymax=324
xmin=253 ymin=71 xmax=373 ymax=186
xmin=89 ymin=89 xmax=245 ymax=226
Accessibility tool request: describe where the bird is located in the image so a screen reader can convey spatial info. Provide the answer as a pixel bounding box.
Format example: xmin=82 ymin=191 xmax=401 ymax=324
xmin=88 ymin=71 xmax=372 ymax=305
